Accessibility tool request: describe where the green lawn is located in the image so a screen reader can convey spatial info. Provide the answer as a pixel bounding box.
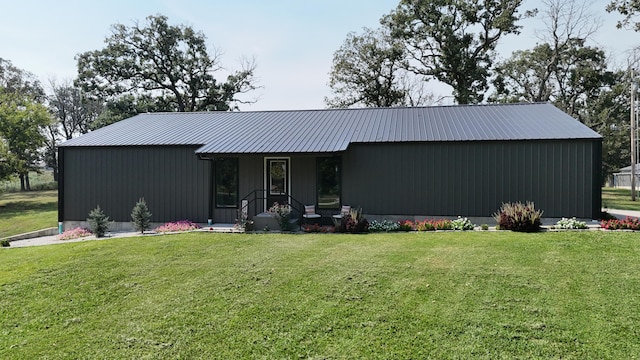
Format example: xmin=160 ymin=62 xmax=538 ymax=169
xmin=602 ymin=187 xmax=640 ymax=211
xmin=0 ymin=190 xmax=58 ymax=238
xmin=1 ymin=231 xmax=639 ymax=359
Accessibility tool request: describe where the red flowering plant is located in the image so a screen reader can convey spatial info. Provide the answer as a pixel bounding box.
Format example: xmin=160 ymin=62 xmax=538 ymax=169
xmin=154 ymin=220 xmax=200 ymax=233
xmin=398 ymin=220 xmax=415 ymax=231
xmin=600 ymin=217 xmax=640 ymax=230
xmin=302 ymin=224 xmax=335 ymax=233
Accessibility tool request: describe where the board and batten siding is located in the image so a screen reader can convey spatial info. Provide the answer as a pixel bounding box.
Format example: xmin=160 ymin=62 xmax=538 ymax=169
xmin=342 ymin=140 xmax=601 ymax=219
xmin=61 ymin=146 xmax=209 ymax=223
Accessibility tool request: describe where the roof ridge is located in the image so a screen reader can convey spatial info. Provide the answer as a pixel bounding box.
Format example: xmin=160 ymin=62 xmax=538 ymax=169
xmin=140 ymin=102 xmax=550 ymax=116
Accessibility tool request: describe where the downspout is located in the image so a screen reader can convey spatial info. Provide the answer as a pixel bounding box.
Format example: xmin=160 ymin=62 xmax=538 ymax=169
xmin=57 ymin=147 xmax=65 ymax=234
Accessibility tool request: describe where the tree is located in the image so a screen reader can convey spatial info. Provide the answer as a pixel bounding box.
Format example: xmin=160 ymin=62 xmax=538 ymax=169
xmin=76 ymin=14 xmax=258 ymax=115
xmin=326 ymin=27 xmax=432 ymax=108
xmin=0 ymin=58 xmax=50 ymax=189
xmin=0 ymin=58 xmax=44 ymax=101
xmin=0 ymin=92 xmax=52 ymax=190
xmin=48 ymin=80 xmax=102 ymax=140
xmin=131 ymin=198 xmax=152 ymax=234
xmin=580 ymin=71 xmax=630 ymax=182
xmin=607 ymin=0 xmax=640 ymax=30
xmin=384 ymin=0 xmax=532 ymax=104
xmin=491 ymin=0 xmax=603 ymax=118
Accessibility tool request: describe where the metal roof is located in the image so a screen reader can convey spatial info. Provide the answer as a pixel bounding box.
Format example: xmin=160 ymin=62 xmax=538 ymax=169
xmin=59 ymin=102 xmax=602 ymax=154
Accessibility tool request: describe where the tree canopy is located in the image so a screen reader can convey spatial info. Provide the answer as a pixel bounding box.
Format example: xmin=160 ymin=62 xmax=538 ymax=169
xmin=383 ymin=0 xmax=532 ymax=104
xmin=607 ymin=0 xmax=640 ymax=30
xmin=76 ymin=14 xmax=258 ymax=116
xmin=326 ymin=27 xmax=432 ymax=108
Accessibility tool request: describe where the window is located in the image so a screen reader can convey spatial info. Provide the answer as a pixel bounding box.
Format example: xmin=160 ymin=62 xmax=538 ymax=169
xmin=317 ymin=157 xmax=341 ymax=209
xmin=215 ymin=158 xmax=238 ymax=208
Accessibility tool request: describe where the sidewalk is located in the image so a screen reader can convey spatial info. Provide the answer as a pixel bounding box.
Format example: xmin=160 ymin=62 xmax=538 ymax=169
xmin=605 ymin=208 xmax=640 ymax=219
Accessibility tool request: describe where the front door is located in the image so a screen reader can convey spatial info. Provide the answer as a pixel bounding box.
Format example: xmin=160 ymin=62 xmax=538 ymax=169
xmin=266 ymin=158 xmax=289 ymax=209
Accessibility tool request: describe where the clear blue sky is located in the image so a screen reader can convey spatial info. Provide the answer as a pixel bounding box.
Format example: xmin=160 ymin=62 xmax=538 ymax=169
xmin=0 ymin=0 xmax=637 ymax=110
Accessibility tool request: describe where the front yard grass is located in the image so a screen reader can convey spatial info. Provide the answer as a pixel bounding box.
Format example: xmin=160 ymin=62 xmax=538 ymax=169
xmin=1 ymin=231 xmax=639 ymax=358
xmin=0 ymin=190 xmax=57 ymax=238
xmin=602 ymin=187 xmax=640 ymax=211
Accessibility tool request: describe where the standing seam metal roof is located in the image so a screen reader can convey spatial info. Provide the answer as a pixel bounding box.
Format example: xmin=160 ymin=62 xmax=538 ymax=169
xmin=58 ymin=103 xmax=602 ymax=154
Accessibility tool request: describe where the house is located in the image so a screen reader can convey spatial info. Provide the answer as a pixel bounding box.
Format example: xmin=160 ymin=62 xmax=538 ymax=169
xmin=611 ymin=164 xmax=640 ymax=189
xmin=57 ymin=102 xmax=602 ymax=231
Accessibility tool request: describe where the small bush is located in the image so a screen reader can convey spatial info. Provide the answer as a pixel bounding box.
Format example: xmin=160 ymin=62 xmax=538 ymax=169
xmin=398 ymin=220 xmax=414 ymax=231
xmin=155 ymin=220 xmax=200 ymax=233
xmin=87 ymin=205 xmax=111 ymax=238
xmin=302 ymin=224 xmax=334 ymax=233
xmin=58 ymin=227 xmax=93 ymax=240
xmin=432 ymin=219 xmax=453 ymax=230
xmin=369 ymin=220 xmax=400 ymax=232
xmin=600 ymin=217 xmax=640 ymax=231
xmin=556 ymin=217 xmax=588 ymax=230
xmin=416 ymin=221 xmax=435 ymax=231
xmin=336 ymin=208 xmax=369 ymax=233
xmin=451 ymin=216 xmax=475 ymax=231
xmin=1 ymin=239 xmax=9 ymax=247
xmin=481 ymin=224 xmax=489 ymax=231
xmin=131 ymin=198 xmax=152 ymax=234
xmin=268 ymin=202 xmax=293 ymax=231
xmin=493 ymin=201 xmax=543 ymax=233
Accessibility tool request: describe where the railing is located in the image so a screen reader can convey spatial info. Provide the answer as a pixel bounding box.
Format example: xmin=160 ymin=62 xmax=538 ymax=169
xmin=237 ymin=189 xmax=306 ymax=225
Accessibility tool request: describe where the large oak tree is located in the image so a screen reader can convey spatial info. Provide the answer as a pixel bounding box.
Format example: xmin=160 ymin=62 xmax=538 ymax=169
xmin=384 ymin=0 xmax=532 ymax=104
xmin=76 ymin=14 xmax=258 ymax=117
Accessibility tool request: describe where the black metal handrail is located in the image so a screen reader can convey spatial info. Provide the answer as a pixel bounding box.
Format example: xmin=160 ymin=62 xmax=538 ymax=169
xmin=238 ymin=189 xmax=306 ymax=225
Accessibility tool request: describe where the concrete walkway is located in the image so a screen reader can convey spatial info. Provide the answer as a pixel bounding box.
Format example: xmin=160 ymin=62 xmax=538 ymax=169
xmin=605 ymin=208 xmax=640 ymax=219
xmin=6 ymin=224 xmax=238 ymax=248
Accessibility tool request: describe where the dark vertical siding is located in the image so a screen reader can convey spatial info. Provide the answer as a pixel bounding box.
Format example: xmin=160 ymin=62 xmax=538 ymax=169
xmin=62 ymin=146 xmax=209 ymax=222
xmin=342 ymin=140 xmax=599 ymax=218
xmin=291 ymin=157 xmax=316 ymax=208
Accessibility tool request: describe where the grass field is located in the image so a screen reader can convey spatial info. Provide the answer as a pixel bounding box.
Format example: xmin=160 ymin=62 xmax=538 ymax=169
xmin=602 ymin=187 xmax=640 ymax=211
xmin=0 ymin=190 xmax=58 ymax=238
xmin=1 ymin=231 xmax=639 ymax=359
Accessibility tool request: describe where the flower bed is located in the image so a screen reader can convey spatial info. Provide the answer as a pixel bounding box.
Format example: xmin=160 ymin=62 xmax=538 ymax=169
xmin=58 ymin=227 xmax=93 ymax=240
xmin=600 ymin=217 xmax=640 ymax=231
xmin=154 ymin=220 xmax=200 ymax=233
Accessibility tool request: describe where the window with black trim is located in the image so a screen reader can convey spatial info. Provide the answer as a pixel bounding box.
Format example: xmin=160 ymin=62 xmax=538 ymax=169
xmin=317 ymin=157 xmax=341 ymax=209
xmin=215 ymin=158 xmax=238 ymax=208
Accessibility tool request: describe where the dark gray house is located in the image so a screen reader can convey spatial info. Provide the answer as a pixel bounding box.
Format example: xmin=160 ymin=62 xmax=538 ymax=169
xmin=58 ymin=103 xmax=602 ymax=230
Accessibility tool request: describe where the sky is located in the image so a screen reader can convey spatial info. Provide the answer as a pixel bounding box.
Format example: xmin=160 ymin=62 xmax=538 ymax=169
xmin=1 ymin=0 xmax=639 ymax=111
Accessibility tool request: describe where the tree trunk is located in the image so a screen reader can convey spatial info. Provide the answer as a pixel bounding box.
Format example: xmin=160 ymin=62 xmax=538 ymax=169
xmin=19 ymin=174 xmax=25 ymax=191
xmin=25 ymin=173 xmax=31 ymax=191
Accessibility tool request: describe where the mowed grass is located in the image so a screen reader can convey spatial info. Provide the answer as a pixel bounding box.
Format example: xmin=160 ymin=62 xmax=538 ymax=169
xmin=1 ymin=231 xmax=639 ymax=359
xmin=602 ymin=187 xmax=640 ymax=211
xmin=0 ymin=190 xmax=58 ymax=238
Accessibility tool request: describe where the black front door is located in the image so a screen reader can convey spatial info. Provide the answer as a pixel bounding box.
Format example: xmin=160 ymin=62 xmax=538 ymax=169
xmin=266 ymin=158 xmax=289 ymax=209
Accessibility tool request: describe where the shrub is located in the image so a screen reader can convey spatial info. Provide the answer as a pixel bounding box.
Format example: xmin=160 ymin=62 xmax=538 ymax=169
xmin=481 ymin=224 xmax=489 ymax=231
xmin=268 ymin=202 xmax=293 ymax=231
xmin=1 ymin=239 xmax=9 ymax=247
xmin=416 ymin=220 xmax=435 ymax=231
xmin=369 ymin=220 xmax=400 ymax=232
xmin=451 ymin=216 xmax=475 ymax=231
xmin=398 ymin=220 xmax=414 ymax=231
xmin=87 ymin=205 xmax=111 ymax=238
xmin=432 ymin=219 xmax=453 ymax=230
xmin=556 ymin=217 xmax=588 ymax=230
xmin=131 ymin=198 xmax=152 ymax=234
xmin=600 ymin=217 xmax=640 ymax=231
xmin=155 ymin=220 xmax=200 ymax=233
xmin=336 ymin=208 xmax=369 ymax=233
xmin=493 ymin=201 xmax=543 ymax=233
xmin=58 ymin=227 xmax=93 ymax=240
xmin=302 ymin=224 xmax=334 ymax=233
